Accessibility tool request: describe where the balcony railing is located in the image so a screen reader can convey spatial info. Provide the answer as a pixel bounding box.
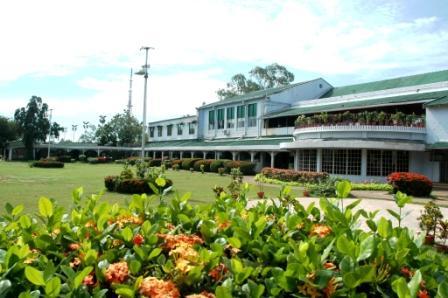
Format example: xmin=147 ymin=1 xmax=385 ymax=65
xmin=293 ymin=124 xmax=426 ymax=142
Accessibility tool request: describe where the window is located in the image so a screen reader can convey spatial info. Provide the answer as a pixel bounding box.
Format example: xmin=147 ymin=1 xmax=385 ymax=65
xmin=322 ymin=149 xmax=361 ymax=175
xmin=367 ymin=150 xmax=409 ymax=176
xmin=248 ymin=103 xmax=257 ymax=127
xmin=149 ymin=127 xmax=154 ymax=138
xmin=167 ymin=124 xmax=173 ymax=136
xmin=177 ymin=123 xmax=184 ymax=135
xmin=208 ymin=110 xmax=215 ymax=130
xmin=298 ymin=149 xmax=317 ymax=171
xmin=188 ymin=122 xmax=195 ymax=135
xmin=237 ymin=105 xmax=245 ymax=128
xmin=157 ymin=126 xmax=163 ymax=137
xmin=217 ymin=108 xmax=224 ymax=129
xmin=226 ymin=107 xmax=235 ymax=128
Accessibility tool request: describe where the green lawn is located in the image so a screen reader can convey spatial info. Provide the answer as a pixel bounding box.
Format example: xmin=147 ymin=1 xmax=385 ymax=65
xmin=0 ymin=161 xmax=299 ymax=212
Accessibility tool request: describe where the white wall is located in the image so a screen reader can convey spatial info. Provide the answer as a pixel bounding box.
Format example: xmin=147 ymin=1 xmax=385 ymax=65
xmin=426 ymin=106 xmax=448 ymax=144
xmin=148 ymin=116 xmax=198 ymax=141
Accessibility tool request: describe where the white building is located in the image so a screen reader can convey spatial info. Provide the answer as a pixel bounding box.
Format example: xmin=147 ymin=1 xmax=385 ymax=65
xmin=146 ymin=69 xmax=448 ymax=182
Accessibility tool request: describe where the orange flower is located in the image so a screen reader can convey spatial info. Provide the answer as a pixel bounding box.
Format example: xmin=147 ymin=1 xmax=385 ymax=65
xmin=323 ymin=277 xmax=338 ymax=297
xmin=323 ymin=262 xmax=336 ymax=270
xmin=105 ymin=261 xmax=129 ymax=284
xmin=418 ymin=290 xmax=430 ymax=298
xmin=139 ymin=277 xmax=180 ymax=298
xmin=186 ymin=292 xmax=216 ymax=298
xmin=208 ymin=263 xmax=228 ymax=282
xmin=157 ymin=234 xmax=204 ymax=251
xmin=68 ymin=243 xmax=80 ymax=251
xmin=112 ymin=239 xmax=124 ymax=248
xmin=401 ymin=267 xmax=414 ymax=278
xmin=166 ymin=223 xmax=176 ymax=230
xmin=114 ymin=215 xmax=143 ymax=228
xmin=83 ymin=274 xmax=96 ymax=286
xmin=218 ymin=220 xmax=231 ymax=230
xmin=309 ymin=224 xmax=332 ymax=238
xmin=134 ymin=234 xmax=145 ymax=246
xmin=298 ymin=283 xmax=320 ymax=298
xmin=70 ymin=257 xmax=81 ymax=268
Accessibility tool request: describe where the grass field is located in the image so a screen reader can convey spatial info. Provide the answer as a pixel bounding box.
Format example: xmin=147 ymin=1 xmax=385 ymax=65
xmin=0 ymin=161 xmax=300 ymax=212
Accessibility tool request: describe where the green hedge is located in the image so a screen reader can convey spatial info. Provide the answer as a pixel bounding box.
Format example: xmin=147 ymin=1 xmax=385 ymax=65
xmin=223 ymin=160 xmax=256 ymax=175
xmin=181 ymin=158 xmax=202 ymax=170
xmin=31 ymin=160 xmax=64 ymax=168
xmin=210 ymin=159 xmax=231 ymax=172
xmin=104 ymin=176 xmax=173 ymax=194
xmin=193 ymin=159 xmax=214 ymax=172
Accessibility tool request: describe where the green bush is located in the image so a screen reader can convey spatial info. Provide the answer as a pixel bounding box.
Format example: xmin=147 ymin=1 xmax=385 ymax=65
xmin=78 ymin=154 xmax=87 ymax=162
xmin=1 ymin=186 xmax=447 ymax=297
xmin=223 ymin=160 xmax=256 ymax=175
xmin=31 ymin=160 xmax=64 ymax=168
xmin=149 ymin=158 xmax=162 ymax=167
xmin=56 ymin=155 xmax=73 ymax=163
xmin=261 ymin=167 xmax=329 ymax=183
xmin=193 ymin=159 xmax=214 ymax=172
xmin=104 ymin=176 xmax=173 ymax=194
xmin=181 ymin=158 xmax=201 ymax=170
xmin=210 ymin=159 xmax=229 ymax=172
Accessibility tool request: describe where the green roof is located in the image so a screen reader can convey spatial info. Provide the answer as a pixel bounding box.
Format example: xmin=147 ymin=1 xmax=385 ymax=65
xmin=199 ymin=80 xmax=316 ymax=109
xmin=427 ymin=142 xmax=448 ymax=149
xmin=425 ymin=94 xmax=448 ymax=107
xmin=145 ymin=137 xmax=293 ymax=149
xmin=264 ymin=90 xmax=448 ymax=118
xmin=322 ymin=69 xmax=448 ymax=98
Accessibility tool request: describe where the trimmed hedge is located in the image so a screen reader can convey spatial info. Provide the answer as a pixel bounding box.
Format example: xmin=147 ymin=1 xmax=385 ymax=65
xmin=104 ymin=176 xmax=173 ymax=194
xmin=88 ymin=157 xmax=112 ymax=164
xmin=193 ymin=159 xmax=214 ymax=172
xmin=210 ymin=159 xmax=231 ymax=172
xmin=261 ymin=167 xmax=329 ymax=183
xmin=387 ymin=172 xmax=433 ymax=197
xmin=181 ymin=158 xmax=202 ymax=170
xmin=223 ymin=160 xmax=256 ymax=175
xmin=149 ymin=159 xmax=162 ymax=167
xmin=31 ymin=160 xmax=64 ymax=168
xmin=56 ymin=155 xmax=73 ymax=163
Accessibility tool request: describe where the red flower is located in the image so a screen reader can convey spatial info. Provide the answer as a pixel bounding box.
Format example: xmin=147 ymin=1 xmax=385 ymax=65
xmin=68 ymin=243 xmax=80 ymax=251
xmin=208 ymin=263 xmax=228 ymax=282
xmin=417 ymin=290 xmax=430 ymax=298
xmin=105 ymin=261 xmax=129 ymax=284
xmin=133 ymin=234 xmax=144 ymax=246
xmin=401 ymin=267 xmax=414 ymax=278
xmin=83 ymin=274 xmax=96 ymax=286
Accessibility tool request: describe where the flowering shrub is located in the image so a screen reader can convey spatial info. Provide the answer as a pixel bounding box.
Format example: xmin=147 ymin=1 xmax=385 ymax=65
xmin=387 ymin=172 xmax=433 ymax=197
xmin=261 ymin=167 xmax=329 ymax=183
xmin=181 ymin=158 xmax=202 ymax=170
xmin=0 ymin=183 xmax=448 ymax=297
xmin=87 ymin=156 xmax=112 ymax=164
xmin=31 ymin=159 xmax=65 ymax=168
xmin=210 ymin=159 xmax=231 ymax=173
xmin=193 ymin=159 xmax=214 ymax=172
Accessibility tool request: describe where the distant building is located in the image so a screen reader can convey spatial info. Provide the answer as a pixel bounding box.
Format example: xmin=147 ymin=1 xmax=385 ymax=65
xmin=146 ymin=69 xmax=448 ymax=182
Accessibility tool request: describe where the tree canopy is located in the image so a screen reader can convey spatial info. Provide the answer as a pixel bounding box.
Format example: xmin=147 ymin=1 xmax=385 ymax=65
xmin=14 ymin=96 xmax=61 ymax=159
xmin=0 ymin=116 xmax=18 ymax=154
xmin=95 ymin=111 xmax=142 ymax=146
xmin=217 ymin=63 xmax=295 ymax=99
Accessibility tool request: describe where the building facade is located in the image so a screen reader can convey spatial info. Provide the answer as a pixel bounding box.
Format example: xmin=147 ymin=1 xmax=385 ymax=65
xmin=146 ymin=69 xmax=448 ymax=182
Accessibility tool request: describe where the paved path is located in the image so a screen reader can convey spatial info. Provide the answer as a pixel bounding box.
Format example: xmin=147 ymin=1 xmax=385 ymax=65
xmin=247 ymin=196 xmax=448 ymax=233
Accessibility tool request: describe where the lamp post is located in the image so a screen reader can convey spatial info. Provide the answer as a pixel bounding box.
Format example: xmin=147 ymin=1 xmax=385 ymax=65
xmin=47 ymin=109 xmax=53 ymax=158
xmin=72 ymin=124 xmax=78 ymax=142
xmin=135 ymin=46 xmax=154 ymax=159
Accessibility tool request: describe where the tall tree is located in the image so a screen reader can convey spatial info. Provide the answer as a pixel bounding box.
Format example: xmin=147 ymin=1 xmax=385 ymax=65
xmin=14 ymin=96 xmax=61 ymax=159
xmin=217 ymin=63 xmax=295 ymax=99
xmin=95 ymin=112 xmax=141 ymax=146
xmin=79 ymin=122 xmax=97 ymax=143
xmin=0 ymin=116 xmax=18 ymax=155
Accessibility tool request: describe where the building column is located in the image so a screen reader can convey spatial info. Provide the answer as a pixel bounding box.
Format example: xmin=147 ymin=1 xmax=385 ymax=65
xmin=250 ymin=152 xmax=256 ymax=163
xmin=361 ymin=149 xmax=368 ymax=177
xmin=180 ymin=152 xmax=183 ymax=159
xmin=316 ymin=149 xmax=322 ymax=172
xmin=270 ymin=151 xmax=277 ymax=168
xmin=153 ymin=151 xmax=156 ymax=159
xmin=161 ymin=151 xmax=165 ymax=161
xmin=232 ymin=152 xmax=237 ymax=161
xmin=169 ymin=151 xmax=173 ymax=159
xmin=191 ymin=152 xmax=194 ymax=158
xmin=8 ymin=148 xmax=13 ymax=160
xmin=215 ymin=151 xmax=221 ymax=160
xmin=294 ymin=150 xmax=299 ymax=171
xmin=97 ymin=148 xmax=100 ymax=157
xmin=203 ymin=151 xmax=207 ymax=159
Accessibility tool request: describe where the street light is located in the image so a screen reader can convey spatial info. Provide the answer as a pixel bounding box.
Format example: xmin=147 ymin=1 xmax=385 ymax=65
xmin=135 ymin=46 xmax=154 ymax=159
xmin=47 ymin=109 xmax=53 ymax=158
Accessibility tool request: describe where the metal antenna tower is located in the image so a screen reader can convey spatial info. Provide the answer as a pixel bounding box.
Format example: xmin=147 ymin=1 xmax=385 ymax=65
xmin=127 ymin=68 xmax=133 ymax=113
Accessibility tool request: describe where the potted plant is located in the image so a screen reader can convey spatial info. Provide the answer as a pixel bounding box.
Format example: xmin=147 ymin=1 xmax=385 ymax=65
xmin=378 ymin=111 xmax=386 ymax=125
xmin=418 ymin=201 xmax=443 ymax=245
xmin=342 ymin=111 xmax=351 ymax=125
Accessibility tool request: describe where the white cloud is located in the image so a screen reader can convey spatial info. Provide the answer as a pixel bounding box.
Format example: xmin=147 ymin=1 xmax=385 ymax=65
xmin=0 ymin=0 xmax=447 ymax=131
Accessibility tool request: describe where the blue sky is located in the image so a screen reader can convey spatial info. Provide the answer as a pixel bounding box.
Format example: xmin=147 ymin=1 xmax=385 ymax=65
xmin=0 ymin=0 xmax=447 ymax=141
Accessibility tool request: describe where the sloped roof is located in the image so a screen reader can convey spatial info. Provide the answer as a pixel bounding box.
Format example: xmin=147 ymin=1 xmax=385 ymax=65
xmin=264 ymin=90 xmax=448 ymax=119
xmin=199 ymin=79 xmax=318 ymax=109
xmin=322 ymin=69 xmax=448 ymax=98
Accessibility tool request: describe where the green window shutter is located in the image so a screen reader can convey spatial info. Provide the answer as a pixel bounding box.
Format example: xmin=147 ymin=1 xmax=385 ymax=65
xmin=217 ymin=109 xmax=224 ymax=121
xmin=248 ymin=103 xmax=257 ymax=117
xmin=208 ymin=110 xmax=215 ymax=124
xmin=237 ymin=106 xmax=245 ymax=118
xmin=226 ymin=107 xmax=234 ymax=119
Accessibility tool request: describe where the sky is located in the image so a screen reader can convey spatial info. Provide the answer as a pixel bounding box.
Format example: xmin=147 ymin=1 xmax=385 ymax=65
xmin=0 ymin=0 xmax=447 ymax=141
